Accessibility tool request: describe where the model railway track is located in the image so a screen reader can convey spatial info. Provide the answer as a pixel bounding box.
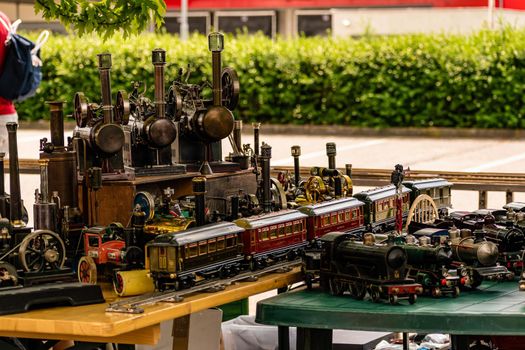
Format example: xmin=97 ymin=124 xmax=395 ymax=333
xmin=11 ymin=159 xmax=525 ymax=191
xmin=105 ymin=260 xmax=301 ymax=314
xmin=272 ymin=166 xmax=525 ymax=192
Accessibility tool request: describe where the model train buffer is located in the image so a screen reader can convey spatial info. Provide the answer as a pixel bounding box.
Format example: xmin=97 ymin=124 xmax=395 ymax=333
xmin=105 ymin=259 xmax=301 ymax=314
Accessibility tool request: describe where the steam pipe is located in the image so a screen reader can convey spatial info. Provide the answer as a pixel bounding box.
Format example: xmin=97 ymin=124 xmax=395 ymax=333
xmin=152 ymin=49 xmax=167 ymax=119
xmin=291 ymin=145 xmax=301 ymax=190
xmin=346 ymin=164 xmax=353 ymax=177
xmin=233 ymin=120 xmax=242 ymax=153
xmin=0 ymin=153 xmax=6 ymax=218
xmin=334 ymin=176 xmax=342 ymax=198
xmin=47 ymin=101 xmax=65 ymax=147
xmin=192 ymin=177 xmax=207 ymax=227
xmin=253 ymin=122 xmax=261 ymax=157
xmin=98 ymin=53 xmax=113 ymax=124
xmin=39 ymin=159 xmax=49 ymax=203
xmin=0 ymin=153 xmax=4 ymax=197
xmin=261 ymin=143 xmax=272 ymax=213
xmin=6 ymin=123 xmax=23 ymax=225
xmin=208 ymin=32 xmax=224 ymax=106
xmin=326 ymin=142 xmax=336 ymax=170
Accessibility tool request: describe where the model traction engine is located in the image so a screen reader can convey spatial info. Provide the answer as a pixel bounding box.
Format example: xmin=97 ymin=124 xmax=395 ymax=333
xmin=168 ymin=32 xmax=240 ymax=174
xmin=72 ymin=53 xmax=126 ymax=179
xmin=120 ymin=49 xmax=186 ymax=176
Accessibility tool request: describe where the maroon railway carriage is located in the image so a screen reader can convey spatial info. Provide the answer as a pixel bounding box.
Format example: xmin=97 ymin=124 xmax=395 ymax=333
xmin=298 ymin=197 xmax=365 ymax=240
xmin=235 ymin=210 xmax=308 ymax=268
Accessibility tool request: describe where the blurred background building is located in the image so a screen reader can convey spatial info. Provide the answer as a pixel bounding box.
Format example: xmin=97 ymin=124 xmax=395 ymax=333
xmin=0 ymin=0 xmax=525 ymax=36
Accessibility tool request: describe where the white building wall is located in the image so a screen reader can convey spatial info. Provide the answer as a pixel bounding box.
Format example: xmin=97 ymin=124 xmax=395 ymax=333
xmin=332 ymin=8 xmax=525 ymax=36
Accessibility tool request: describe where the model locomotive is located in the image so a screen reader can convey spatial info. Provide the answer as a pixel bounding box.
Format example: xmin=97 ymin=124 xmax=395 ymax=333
xmin=318 ymin=232 xmax=423 ymax=304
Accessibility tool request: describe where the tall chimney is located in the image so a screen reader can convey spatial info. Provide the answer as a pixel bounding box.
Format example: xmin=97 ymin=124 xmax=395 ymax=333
xmin=6 ymin=123 xmax=23 ymax=226
xmin=326 ymin=142 xmax=336 ymax=170
xmin=260 ymin=143 xmax=272 ymax=213
xmin=0 ymin=153 xmax=6 ymax=218
xmin=208 ymin=32 xmax=224 ymax=107
xmin=291 ymin=145 xmax=301 ymax=190
xmin=98 ymin=53 xmax=113 ymax=124
xmin=47 ymin=101 xmax=65 ymax=147
xmin=152 ymin=49 xmax=167 ymax=119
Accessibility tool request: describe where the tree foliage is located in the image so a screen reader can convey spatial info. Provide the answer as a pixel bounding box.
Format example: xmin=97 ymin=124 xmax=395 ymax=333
xmin=16 ymin=28 xmax=525 ymax=129
xmin=34 ymin=0 xmax=166 ymax=39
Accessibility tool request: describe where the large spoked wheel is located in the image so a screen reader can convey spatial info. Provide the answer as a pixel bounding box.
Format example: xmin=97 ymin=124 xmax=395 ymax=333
xmin=78 ymin=256 xmax=97 ymax=284
xmin=18 ymin=230 xmax=66 ymax=272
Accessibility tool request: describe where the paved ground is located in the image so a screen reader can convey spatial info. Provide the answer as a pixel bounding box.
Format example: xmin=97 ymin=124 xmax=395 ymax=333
xmin=9 ymin=127 xmax=525 ymax=314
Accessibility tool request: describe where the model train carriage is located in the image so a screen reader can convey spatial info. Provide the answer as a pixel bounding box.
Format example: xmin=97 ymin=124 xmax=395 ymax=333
xmin=353 ymin=185 xmax=411 ymax=233
xmin=235 ymin=210 xmax=307 ymax=268
xmin=146 ymin=222 xmax=244 ymax=290
xmin=403 ymin=178 xmax=452 ymax=215
xmin=319 ymin=232 xmax=422 ymax=304
xmin=298 ymin=197 xmax=365 ymax=240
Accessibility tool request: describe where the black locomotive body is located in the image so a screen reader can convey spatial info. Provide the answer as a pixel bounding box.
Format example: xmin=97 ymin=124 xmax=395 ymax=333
xmin=403 ymin=242 xmax=462 ymax=297
xmin=318 ymin=232 xmax=422 ymax=304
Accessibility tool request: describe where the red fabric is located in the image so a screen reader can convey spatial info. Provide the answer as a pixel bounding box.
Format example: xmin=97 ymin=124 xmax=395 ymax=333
xmin=0 ymin=12 xmax=15 ymax=115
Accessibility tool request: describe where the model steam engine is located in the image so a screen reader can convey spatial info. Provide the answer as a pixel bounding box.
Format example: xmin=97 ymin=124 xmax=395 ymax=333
xmin=318 ymin=232 xmax=423 ymax=304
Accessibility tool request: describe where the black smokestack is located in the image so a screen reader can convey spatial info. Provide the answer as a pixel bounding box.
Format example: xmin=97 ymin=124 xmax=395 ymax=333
xmin=6 ymin=123 xmax=23 ymax=226
xmin=48 ymin=101 xmax=65 ymax=147
xmin=260 ymin=143 xmax=272 ymax=213
xmin=192 ymin=177 xmax=207 ymax=227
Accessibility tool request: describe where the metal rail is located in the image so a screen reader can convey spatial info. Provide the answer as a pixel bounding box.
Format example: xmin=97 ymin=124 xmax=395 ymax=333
xmin=106 ymin=260 xmax=301 ymax=314
xmin=10 ymin=159 xmax=525 ymax=207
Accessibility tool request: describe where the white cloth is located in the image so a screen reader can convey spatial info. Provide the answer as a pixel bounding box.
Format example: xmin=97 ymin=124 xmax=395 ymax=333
xmin=0 ymin=113 xmax=18 ymax=155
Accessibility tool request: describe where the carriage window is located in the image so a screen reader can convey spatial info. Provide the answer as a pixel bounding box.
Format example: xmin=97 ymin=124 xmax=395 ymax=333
xmin=199 ymin=241 xmax=207 ymax=255
xmin=270 ymin=228 xmax=277 ymax=239
xmin=339 ymin=212 xmax=345 ymax=222
xmin=331 ymin=214 xmax=337 ymax=224
xmin=217 ymin=237 xmax=225 ymax=250
xmin=294 ymin=222 xmax=303 ymax=232
xmin=285 ymin=225 xmax=293 ymax=235
xmin=208 ymin=238 xmax=216 ymax=252
xmin=345 ymin=211 xmax=350 ymax=220
xmin=226 ymin=235 xmax=235 ymax=247
xmin=323 ymin=216 xmax=330 ymax=226
xmin=443 ymin=187 xmax=449 ymax=197
xmin=278 ymin=226 xmax=285 ymax=237
xmin=261 ymin=230 xmax=269 ymax=240
xmin=188 ymin=243 xmax=198 ymax=258
xmin=251 ymin=232 xmax=256 ymax=244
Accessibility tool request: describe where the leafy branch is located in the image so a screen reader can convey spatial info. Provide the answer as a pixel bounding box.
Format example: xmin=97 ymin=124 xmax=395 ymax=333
xmin=34 ymin=0 xmax=166 ymax=39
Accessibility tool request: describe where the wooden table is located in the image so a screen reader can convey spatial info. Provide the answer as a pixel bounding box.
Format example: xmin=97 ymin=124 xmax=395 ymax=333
xmin=0 ymin=269 xmax=301 ymax=345
xmin=256 ymin=281 xmax=525 ymax=350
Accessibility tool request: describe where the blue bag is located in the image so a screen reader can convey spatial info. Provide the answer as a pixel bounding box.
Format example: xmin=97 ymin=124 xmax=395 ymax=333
xmin=0 ymin=18 xmax=48 ymax=102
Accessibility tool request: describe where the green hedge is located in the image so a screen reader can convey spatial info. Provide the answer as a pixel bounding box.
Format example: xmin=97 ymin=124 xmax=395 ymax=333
xmin=16 ymin=28 xmax=525 ymax=128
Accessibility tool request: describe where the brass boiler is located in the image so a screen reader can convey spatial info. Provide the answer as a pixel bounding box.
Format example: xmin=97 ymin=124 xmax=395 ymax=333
xmin=40 ymin=101 xmax=78 ymax=209
xmin=450 ymin=233 xmax=499 ymax=267
xmin=73 ymin=53 xmax=125 ymax=172
xmin=189 ymin=33 xmax=233 ymax=143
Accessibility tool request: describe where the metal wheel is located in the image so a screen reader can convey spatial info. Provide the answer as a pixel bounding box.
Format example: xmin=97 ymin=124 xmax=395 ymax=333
xmin=371 ymin=288 xmax=381 ymax=303
xmin=221 ymin=67 xmax=240 ymax=110
xmin=408 ymin=294 xmax=417 ymax=304
xmin=270 ymin=177 xmax=288 ymax=210
xmin=305 ymin=176 xmax=326 ymax=203
xmin=453 ymin=286 xmax=460 ymax=298
xmin=0 ymin=262 xmax=18 ymax=287
xmin=77 ymin=255 xmax=97 ymax=284
xmin=133 ymin=191 xmax=156 ymax=221
xmin=114 ymin=90 xmax=130 ymax=125
xmin=74 ymin=92 xmax=90 ymax=127
xmin=19 ymin=230 xmax=66 ymax=272
xmin=389 ymin=295 xmax=398 ymax=305
xmin=167 ymin=85 xmax=183 ymax=119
